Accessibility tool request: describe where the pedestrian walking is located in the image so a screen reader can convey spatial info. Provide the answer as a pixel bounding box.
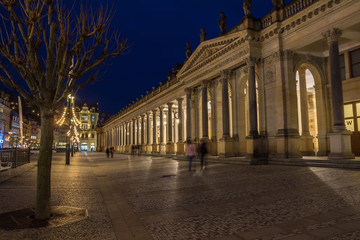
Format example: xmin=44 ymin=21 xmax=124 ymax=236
xmin=185 ymin=139 xmax=196 ymax=171
xmin=106 ymin=148 xmax=110 ymax=158
xmin=200 ymin=139 xmax=208 ymax=169
xmin=110 ymin=146 xmax=114 ymax=158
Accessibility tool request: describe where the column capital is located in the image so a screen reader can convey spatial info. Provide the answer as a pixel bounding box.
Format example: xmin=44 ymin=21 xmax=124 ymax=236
xmin=159 ymin=105 xmax=165 ymax=111
xmin=167 ymin=102 xmax=173 ymax=108
xmin=245 ymin=57 xmax=257 ymax=67
xmin=201 ymin=80 xmax=209 ymax=89
xmin=152 ymin=108 xmax=157 ymax=114
xmin=146 ymin=111 xmax=151 ymax=116
xmin=322 ymin=28 xmax=342 ymax=44
xmin=184 ymin=87 xmax=192 ymax=95
xmin=220 ymin=69 xmax=231 ymax=79
xmin=141 ymin=114 xmax=145 ymax=119
xmin=176 ymin=97 xmax=183 ymax=104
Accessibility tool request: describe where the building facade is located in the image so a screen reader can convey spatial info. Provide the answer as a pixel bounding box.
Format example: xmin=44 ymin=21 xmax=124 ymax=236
xmin=0 ymin=92 xmax=11 ymax=148
xmin=78 ymin=103 xmax=99 ymax=151
xmin=99 ymin=0 xmax=360 ymax=161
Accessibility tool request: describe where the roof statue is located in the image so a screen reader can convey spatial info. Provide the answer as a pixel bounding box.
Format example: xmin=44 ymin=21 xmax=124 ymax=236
xmin=243 ymin=0 xmax=252 ymax=17
xmin=272 ymin=0 xmax=285 ymax=9
xmin=218 ymin=12 xmax=227 ymax=35
xmin=200 ymin=28 xmax=206 ymax=43
xmin=185 ymin=41 xmax=192 ymax=59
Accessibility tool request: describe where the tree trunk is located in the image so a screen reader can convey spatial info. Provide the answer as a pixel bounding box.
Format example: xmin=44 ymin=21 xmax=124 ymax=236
xmin=35 ymin=106 xmax=55 ymax=220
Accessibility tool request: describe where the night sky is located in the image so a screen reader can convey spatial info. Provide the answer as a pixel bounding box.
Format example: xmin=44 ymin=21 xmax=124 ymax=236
xmin=65 ymin=0 xmax=290 ymax=114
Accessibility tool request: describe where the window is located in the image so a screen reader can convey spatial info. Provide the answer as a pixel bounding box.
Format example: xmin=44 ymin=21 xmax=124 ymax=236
xmin=339 ymin=54 xmax=346 ymax=80
xmin=82 ymin=116 xmax=88 ymax=121
xmin=91 ymin=116 xmax=95 ymax=121
xmin=350 ymin=49 xmax=360 ymax=78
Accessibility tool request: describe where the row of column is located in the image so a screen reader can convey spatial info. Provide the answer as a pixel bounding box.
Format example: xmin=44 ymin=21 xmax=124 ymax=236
xmin=104 ymin=57 xmax=259 ymax=152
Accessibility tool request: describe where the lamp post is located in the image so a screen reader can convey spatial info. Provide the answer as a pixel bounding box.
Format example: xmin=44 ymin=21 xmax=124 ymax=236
xmin=56 ymin=93 xmax=81 ymax=165
xmin=65 ymin=95 xmax=71 ymax=165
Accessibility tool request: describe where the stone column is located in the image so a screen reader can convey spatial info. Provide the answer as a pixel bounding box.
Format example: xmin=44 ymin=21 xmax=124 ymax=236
xmin=152 ymin=109 xmax=158 ymax=153
xmin=167 ymin=103 xmax=173 ymax=143
xmin=245 ymin=58 xmax=265 ymax=163
xmin=220 ymin=70 xmax=230 ymax=139
xmin=141 ymin=115 xmax=145 ymax=145
xmin=323 ymin=28 xmax=354 ymax=159
xmin=201 ymin=80 xmax=209 ymax=139
xmin=159 ymin=106 xmax=164 ymax=143
xmin=176 ymin=98 xmax=184 ymax=154
xmin=166 ymin=103 xmax=174 ymax=154
xmin=132 ymin=119 xmax=136 ymax=145
xmin=218 ymin=70 xmax=233 ymax=157
xmin=210 ymin=80 xmax=218 ymax=155
xmin=136 ymin=117 xmax=139 ymax=145
xmin=246 ymin=58 xmax=259 ymax=136
xmin=299 ymin=66 xmax=314 ymax=155
xmin=194 ymin=88 xmax=199 ymax=141
xmin=177 ymin=98 xmax=183 ymax=142
xmin=185 ymin=88 xmax=192 ymax=140
xmin=146 ymin=112 xmax=151 ymax=153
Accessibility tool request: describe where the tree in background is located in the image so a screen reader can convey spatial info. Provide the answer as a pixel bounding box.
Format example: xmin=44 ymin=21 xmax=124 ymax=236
xmin=0 ymin=0 xmax=128 ymax=220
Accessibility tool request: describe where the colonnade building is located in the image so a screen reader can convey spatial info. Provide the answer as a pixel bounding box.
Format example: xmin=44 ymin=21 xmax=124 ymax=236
xmin=98 ymin=0 xmax=360 ymax=162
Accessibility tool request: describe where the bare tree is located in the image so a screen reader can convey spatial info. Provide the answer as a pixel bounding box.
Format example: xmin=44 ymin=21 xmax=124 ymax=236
xmin=0 ymin=0 xmax=128 ymax=220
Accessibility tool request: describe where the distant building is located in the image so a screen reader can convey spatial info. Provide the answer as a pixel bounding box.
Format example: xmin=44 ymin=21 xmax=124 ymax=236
xmin=53 ymin=102 xmax=99 ymax=152
xmin=77 ymin=103 xmax=99 ymax=151
xmin=0 ymin=91 xmax=11 ymax=148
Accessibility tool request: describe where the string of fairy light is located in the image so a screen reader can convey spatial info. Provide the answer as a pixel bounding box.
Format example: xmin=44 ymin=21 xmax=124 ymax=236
xmin=56 ymin=94 xmax=81 ymax=143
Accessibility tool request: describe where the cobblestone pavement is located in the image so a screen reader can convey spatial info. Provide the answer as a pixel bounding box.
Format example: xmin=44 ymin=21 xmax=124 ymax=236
xmin=1 ymin=152 xmax=360 ymax=239
xmin=86 ymin=153 xmax=360 ymax=240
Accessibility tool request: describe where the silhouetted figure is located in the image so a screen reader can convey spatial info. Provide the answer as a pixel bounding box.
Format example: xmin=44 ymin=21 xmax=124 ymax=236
xmin=106 ymin=148 xmax=110 ymax=158
xmin=200 ymin=28 xmax=206 ymax=43
xmin=185 ymin=139 xmax=196 ymax=171
xmin=186 ymin=41 xmax=192 ymax=59
xmin=110 ymin=146 xmax=114 ymax=158
xmin=218 ymin=12 xmax=227 ymax=35
xmin=200 ymin=140 xmax=208 ymax=170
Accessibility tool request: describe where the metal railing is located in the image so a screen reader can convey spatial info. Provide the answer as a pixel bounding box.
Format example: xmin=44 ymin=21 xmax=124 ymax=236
xmin=0 ymin=148 xmax=31 ymax=168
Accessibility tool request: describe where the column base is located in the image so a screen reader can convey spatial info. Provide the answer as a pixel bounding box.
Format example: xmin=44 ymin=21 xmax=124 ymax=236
xmin=275 ymin=129 xmax=302 ymax=158
xmin=146 ymin=144 xmax=152 ymax=154
xmin=316 ymin=134 xmax=329 ymax=156
xmin=246 ymin=135 xmax=267 ymax=164
xmin=218 ymin=137 xmax=235 ymax=157
xmin=151 ymin=144 xmax=159 ymax=154
xmin=328 ymin=131 xmax=355 ymax=159
xmin=166 ymin=142 xmax=175 ymax=154
xmin=300 ymin=134 xmax=315 ymax=156
xmin=209 ymin=139 xmax=218 ymax=156
xmin=176 ymin=142 xmax=184 ymax=155
xmin=159 ymin=143 xmax=166 ymax=154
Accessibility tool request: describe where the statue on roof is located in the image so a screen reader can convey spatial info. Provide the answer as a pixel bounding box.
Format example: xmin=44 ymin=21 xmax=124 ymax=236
xmin=218 ymin=12 xmax=227 ymax=35
xmin=185 ymin=41 xmax=192 ymax=59
xmin=272 ymin=0 xmax=284 ymax=9
xmin=243 ymin=0 xmax=252 ymax=17
xmin=200 ymin=28 xmax=206 ymax=43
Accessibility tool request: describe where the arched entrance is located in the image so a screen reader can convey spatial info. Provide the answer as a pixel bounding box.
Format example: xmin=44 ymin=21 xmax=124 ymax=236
xmin=295 ymin=62 xmax=329 ymax=156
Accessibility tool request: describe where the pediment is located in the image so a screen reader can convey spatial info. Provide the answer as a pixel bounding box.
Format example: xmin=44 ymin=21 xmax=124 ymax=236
xmin=177 ymin=33 xmax=241 ymax=76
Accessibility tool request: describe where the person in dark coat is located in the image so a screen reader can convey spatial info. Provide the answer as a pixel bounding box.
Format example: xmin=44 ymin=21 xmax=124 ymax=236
xmin=200 ymin=139 xmax=208 ymax=169
xmin=106 ymin=148 xmax=110 ymax=158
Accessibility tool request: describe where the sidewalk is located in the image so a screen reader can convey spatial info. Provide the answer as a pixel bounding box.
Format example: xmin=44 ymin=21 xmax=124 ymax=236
xmin=1 ymin=152 xmax=360 ymax=239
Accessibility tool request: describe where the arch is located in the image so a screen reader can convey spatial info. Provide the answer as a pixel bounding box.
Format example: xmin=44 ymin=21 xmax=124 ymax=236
xmin=293 ymin=56 xmax=329 ymax=156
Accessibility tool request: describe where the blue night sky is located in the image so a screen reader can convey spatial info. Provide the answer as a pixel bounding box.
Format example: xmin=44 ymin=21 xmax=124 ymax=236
xmin=67 ymin=0 xmax=290 ymax=114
